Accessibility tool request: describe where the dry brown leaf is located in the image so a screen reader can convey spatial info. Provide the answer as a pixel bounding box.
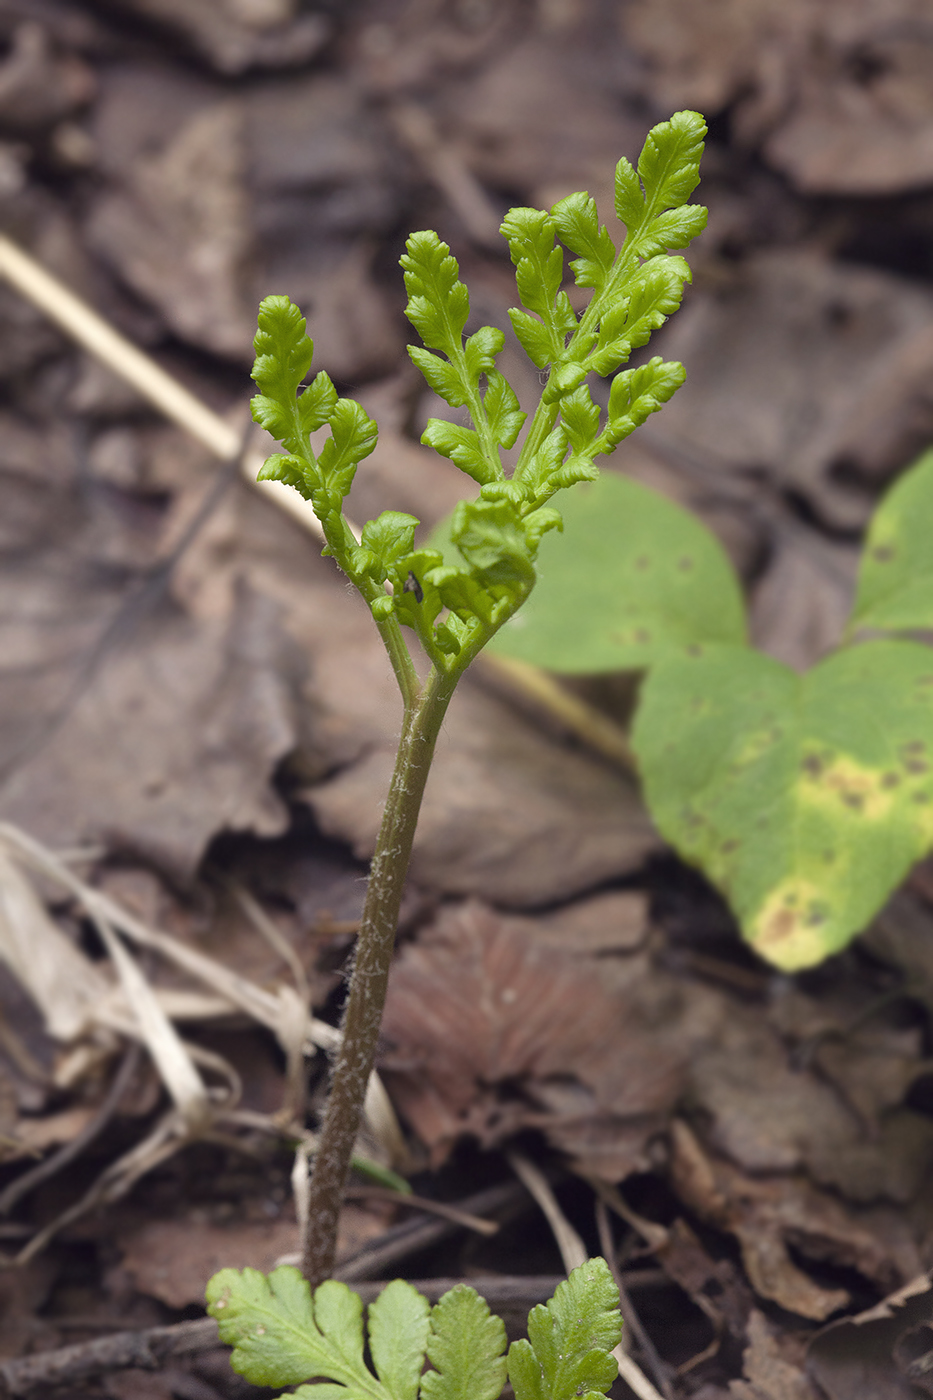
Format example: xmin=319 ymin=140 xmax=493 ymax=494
xmin=768 ymin=982 xmax=928 ymax=1133
xmin=118 ymin=1201 xmax=390 ymax=1308
xmin=762 ymin=10 xmax=933 ymax=196
xmin=380 ymin=900 xmax=695 ymax=1172
xmin=0 ymin=20 xmax=94 ymax=135
xmin=690 ymin=1003 xmax=933 ymax=1206
xmin=622 ymin=0 xmax=933 ymax=196
xmin=669 ymin=1120 xmax=900 ymax=1320
xmin=440 ymin=33 xmax=647 ymax=209
xmin=95 ymin=0 xmax=329 ymax=75
xmin=306 ymin=677 xmax=657 ymax=908
xmin=86 ymin=101 xmax=254 ymax=361
xmin=648 ymin=251 xmax=933 ymax=530
xmin=750 ymin=540 xmax=857 ymax=671
xmin=657 ymin=1218 xmax=754 ymax=1347
xmin=730 ymin=1311 xmax=819 ymax=1400
xmin=0 ymin=581 xmax=298 ymax=877
xmin=808 ymin=1273 xmax=933 ymax=1400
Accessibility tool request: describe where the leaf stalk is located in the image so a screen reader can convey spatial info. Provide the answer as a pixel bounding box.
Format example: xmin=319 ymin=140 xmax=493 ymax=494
xmin=301 ymin=663 xmax=457 ymax=1286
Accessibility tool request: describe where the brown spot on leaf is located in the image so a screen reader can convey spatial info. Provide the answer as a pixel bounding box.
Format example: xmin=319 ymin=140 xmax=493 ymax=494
xmin=677 ymin=556 xmax=695 ymax=572
xmin=752 ymin=880 xmax=834 ymax=970
xmin=870 ymin=544 xmax=895 ymax=563
xmin=764 ymin=907 xmax=797 ymax=940
xmin=800 ymin=755 xmax=894 ymax=820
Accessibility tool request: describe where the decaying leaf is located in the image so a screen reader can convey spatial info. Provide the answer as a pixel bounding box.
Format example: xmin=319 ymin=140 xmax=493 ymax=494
xmin=668 ymin=1120 xmax=899 ymax=1320
xmin=86 ymin=101 xmax=254 ymax=360
xmin=95 ymin=0 xmax=330 ymax=74
xmin=621 ymin=0 xmax=933 ymax=196
xmin=380 ymin=899 xmax=696 ymax=1174
xmin=808 ymin=1273 xmax=933 ymax=1399
xmin=688 ymin=1004 xmax=933 ymax=1201
xmin=729 ymin=1310 xmax=819 ymax=1400
xmin=0 ymin=581 xmax=298 ymax=878
xmin=118 ymin=1202 xmax=390 ymax=1309
xmin=657 ymin=1218 xmax=753 ymax=1350
xmin=646 ymin=251 xmax=933 ymax=530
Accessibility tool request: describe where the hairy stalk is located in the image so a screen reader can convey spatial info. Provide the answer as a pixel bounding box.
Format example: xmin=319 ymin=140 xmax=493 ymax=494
xmin=302 ymin=664 xmax=457 ymax=1286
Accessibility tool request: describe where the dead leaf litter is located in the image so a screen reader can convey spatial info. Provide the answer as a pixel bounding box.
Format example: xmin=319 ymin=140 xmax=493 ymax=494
xmin=1 ymin=0 xmax=933 ymax=1392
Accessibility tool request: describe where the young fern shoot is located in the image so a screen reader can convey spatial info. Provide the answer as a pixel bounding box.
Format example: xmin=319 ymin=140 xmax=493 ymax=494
xmin=249 ymin=110 xmax=707 ymax=1285
xmin=207 ymin=1256 xmax=623 ymax=1400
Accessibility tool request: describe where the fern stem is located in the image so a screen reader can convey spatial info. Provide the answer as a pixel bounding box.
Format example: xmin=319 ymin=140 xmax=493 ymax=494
xmin=302 ymin=663 xmax=457 ymax=1287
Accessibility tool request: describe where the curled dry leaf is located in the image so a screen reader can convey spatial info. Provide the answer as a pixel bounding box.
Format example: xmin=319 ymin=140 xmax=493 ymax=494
xmin=807 ymin=1273 xmax=933 ymax=1400
xmin=668 ymin=1120 xmax=899 ymax=1321
xmin=380 ymin=899 xmax=692 ymax=1174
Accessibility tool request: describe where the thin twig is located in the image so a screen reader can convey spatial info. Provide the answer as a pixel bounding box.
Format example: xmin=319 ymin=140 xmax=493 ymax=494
xmin=231 ymin=883 xmax=309 ymax=1124
xmin=343 ymin=1186 xmax=499 ymax=1236
xmin=386 ymin=100 xmax=503 ymax=249
xmin=0 ymin=230 xmax=321 ymax=540
xmin=329 ymin=1179 xmax=526 ymax=1281
xmin=0 ymin=1045 xmax=140 ymax=1215
xmin=586 ymin=1175 xmax=669 ymax=1253
xmin=0 ymin=235 xmax=240 ymax=459
xmin=596 ymin=1198 xmax=675 ymax=1400
xmin=479 ymin=653 xmax=636 ymax=774
xmin=507 ymin=1150 xmax=586 ymax=1271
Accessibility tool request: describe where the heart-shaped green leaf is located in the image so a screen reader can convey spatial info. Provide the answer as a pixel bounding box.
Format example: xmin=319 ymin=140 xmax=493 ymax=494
xmin=851 ymin=448 xmax=933 ymax=634
xmin=631 ymin=639 xmax=933 ymax=970
xmin=483 ymin=472 xmax=746 ymax=673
